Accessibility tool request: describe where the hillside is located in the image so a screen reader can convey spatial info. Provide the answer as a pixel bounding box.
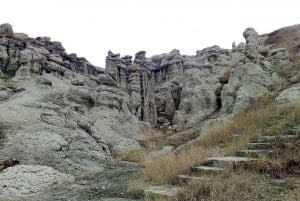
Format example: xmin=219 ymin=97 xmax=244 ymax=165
xmin=0 ymin=23 xmax=299 ymax=200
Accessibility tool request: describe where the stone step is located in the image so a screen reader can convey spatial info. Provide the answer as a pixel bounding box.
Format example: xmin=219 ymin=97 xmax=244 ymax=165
xmin=190 ymin=166 xmax=224 ymax=175
xmin=204 ymin=156 xmax=254 ymax=169
xmin=144 ymin=185 xmax=180 ymax=198
xmin=236 ymin=150 xmax=275 ymax=158
xmin=251 ymin=135 xmax=300 ymax=143
xmin=248 ymin=143 xmax=272 ymax=149
xmin=177 ymin=174 xmax=211 ymax=183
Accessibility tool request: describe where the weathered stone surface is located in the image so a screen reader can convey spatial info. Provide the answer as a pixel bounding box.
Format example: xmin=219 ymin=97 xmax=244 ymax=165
xmin=67 ymin=87 xmax=92 ymax=106
xmin=243 ymin=27 xmax=259 ymax=62
xmin=71 ymin=79 xmax=84 ymax=86
xmin=236 ymin=149 xmax=275 ymax=158
xmin=190 ymin=166 xmax=224 ymax=174
xmin=36 ymin=77 xmax=52 ymax=86
xmin=205 ymin=156 xmax=254 ymax=168
xmin=275 ymin=84 xmax=300 ymax=104
xmin=0 ymin=23 xmax=14 ymax=38
xmin=268 ymin=48 xmax=289 ymax=69
xmin=13 ymin=32 xmax=29 ymax=40
xmin=0 ymin=24 xmax=102 ymax=77
xmin=0 ymin=165 xmax=74 ymax=195
xmin=221 ymin=62 xmax=275 ymax=114
xmin=0 ymin=90 xmax=8 ymax=101
xmin=144 ymin=185 xmax=180 ymax=197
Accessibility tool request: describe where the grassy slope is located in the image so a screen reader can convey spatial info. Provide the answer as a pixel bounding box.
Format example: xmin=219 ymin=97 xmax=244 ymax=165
xmin=261 ymin=23 xmax=300 ymax=81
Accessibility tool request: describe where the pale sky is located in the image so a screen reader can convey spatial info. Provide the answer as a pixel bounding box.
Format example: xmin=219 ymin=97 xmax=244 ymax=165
xmin=2 ymin=0 xmax=300 ymax=67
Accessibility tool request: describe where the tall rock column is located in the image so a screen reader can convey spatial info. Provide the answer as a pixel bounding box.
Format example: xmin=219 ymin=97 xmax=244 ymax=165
xmin=243 ymin=27 xmax=259 ymax=63
xmin=105 ymin=50 xmax=121 ymax=81
xmin=128 ymin=72 xmax=142 ymax=117
xmin=128 ymin=51 xmax=157 ymax=124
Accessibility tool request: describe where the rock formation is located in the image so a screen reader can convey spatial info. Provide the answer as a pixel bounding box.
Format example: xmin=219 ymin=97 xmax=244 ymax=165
xmin=0 ymin=30 xmax=102 ymax=77
xmin=0 ymin=23 xmax=299 ymax=200
xmin=243 ymin=27 xmax=259 ymax=62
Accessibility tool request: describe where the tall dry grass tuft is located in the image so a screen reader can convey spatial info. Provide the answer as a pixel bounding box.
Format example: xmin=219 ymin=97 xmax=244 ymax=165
xmin=143 ymin=146 xmax=210 ymax=184
xmin=138 ymin=129 xmax=170 ymax=150
xmin=121 ymin=149 xmax=146 ymax=163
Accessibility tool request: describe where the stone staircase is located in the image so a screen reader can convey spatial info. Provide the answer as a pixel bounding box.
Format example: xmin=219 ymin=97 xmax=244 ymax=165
xmin=143 ymin=131 xmax=300 ymax=199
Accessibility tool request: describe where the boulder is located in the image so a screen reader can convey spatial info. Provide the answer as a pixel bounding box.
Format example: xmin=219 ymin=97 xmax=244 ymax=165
xmin=71 ymin=79 xmax=84 ymax=86
xmin=221 ymin=63 xmax=275 ymax=114
xmin=13 ymin=32 xmax=29 ymax=39
xmin=36 ymin=77 xmax=52 ymax=86
xmin=67 ymin=87 xmax=92 ymax=106
xmin=275 ymin=84 xmax=300 ymax=104
xmin=0 ymin=23 xmax=14 ymax=38
xmin=243 ymin=27 xmax=259 ymax=62
xmin=268 ymin=48 xmax=289 ymax=69
xmin=0 ymin=90 xmax=8 ymax=101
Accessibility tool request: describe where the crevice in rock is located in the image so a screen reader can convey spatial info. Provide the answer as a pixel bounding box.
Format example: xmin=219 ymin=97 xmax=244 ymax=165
xmin=215 ymin=69 xmax=230 ymax=111
xmin=171 ymin=81 xmax=182 ymax=110
xmin=215 ymin=79 xmax=228 ymax=111
xmin=0 ymin=123 xmax=6 ymax=147
xmin=215 ymin=86 xmax=222 ymax=110
xmin=139 ymin=72 xmax=144 ymax=121
xmin=88 ymin=97 xmax=95 ymax=108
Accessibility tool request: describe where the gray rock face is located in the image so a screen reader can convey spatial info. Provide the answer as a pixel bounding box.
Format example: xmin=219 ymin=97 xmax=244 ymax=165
xmin=97 ymin=27 xmax=279 ymax=130
xmin=221 ymin=62 xmax=275 ymax=114
xmin=275 ymin=84 xmax=300 ymax=104
xmin=268 ymin=48 xmax=289 ymax=69
xmin=0 ymin=24 xmax=102 ymax=76
xmin=0 ymin=165 xmax=74 ymax=195
xmin=0 ymin=23 xmax=292 ymax=200
xmin=0 ymin=24 xmax=286 ymax=154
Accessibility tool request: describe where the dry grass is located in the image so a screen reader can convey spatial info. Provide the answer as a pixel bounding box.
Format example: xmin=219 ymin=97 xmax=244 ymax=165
xmin=143 ymin=146 xmax=210 ymax=184
xmin=138 ymin=129 xmax=171 ymax=150
xmin=125 ymin=103 xmax=300 ymax=201
xmin=175 ymin=171 xmax=299 ymax=201
xmin=218 ymin=67 xmax=231 ymax=84
xmin=120 ymin=149 xmax=146 ymax=163
xmin=194 ymin=103 xmax=300 ymax=150
xmin=247 ymin=159 xmax=283 ymax=176
xmin=141 ymin=103 xmax=300 ymax=184
xmin=127 ymin=178 xmax=149 ymax=199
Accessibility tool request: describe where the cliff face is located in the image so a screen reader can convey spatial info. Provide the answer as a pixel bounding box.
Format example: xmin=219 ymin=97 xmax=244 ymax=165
xmin=0 ymin=24 xmax=288 ymax=158
xmin=0 ymin=23 xmax=102 ymax=77
xmin=0 ymin=23 xmax=299 ymax=200
xmin=103 ymin=27 xmax=278 ymax=131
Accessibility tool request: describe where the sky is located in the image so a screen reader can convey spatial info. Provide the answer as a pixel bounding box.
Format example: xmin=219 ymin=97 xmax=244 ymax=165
xmin=2 ymin=0 xmax=300 ymax=67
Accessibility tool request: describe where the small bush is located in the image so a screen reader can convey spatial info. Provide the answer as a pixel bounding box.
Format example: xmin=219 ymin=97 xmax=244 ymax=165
xmin=121 ymin=149 xmax=146 ymax=163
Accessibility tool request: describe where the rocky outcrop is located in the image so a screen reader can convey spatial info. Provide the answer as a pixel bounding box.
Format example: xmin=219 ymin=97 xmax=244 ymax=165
xmin=0 ymin=25 xmax=103 ymax=77
xmin=98 ymin=27 xmax=280 ymax=129
xmin=0 ymin=23 xmax=298 ymax=200
xmin=221 ymin=62 xmax=276 ymax=114
xmin=268 ymin=48 xmax=289 ymax=69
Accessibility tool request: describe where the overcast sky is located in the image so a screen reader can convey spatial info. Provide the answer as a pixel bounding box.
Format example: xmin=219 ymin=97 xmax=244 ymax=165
xmin=2 ymin=0 xmax=300 ymax=67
